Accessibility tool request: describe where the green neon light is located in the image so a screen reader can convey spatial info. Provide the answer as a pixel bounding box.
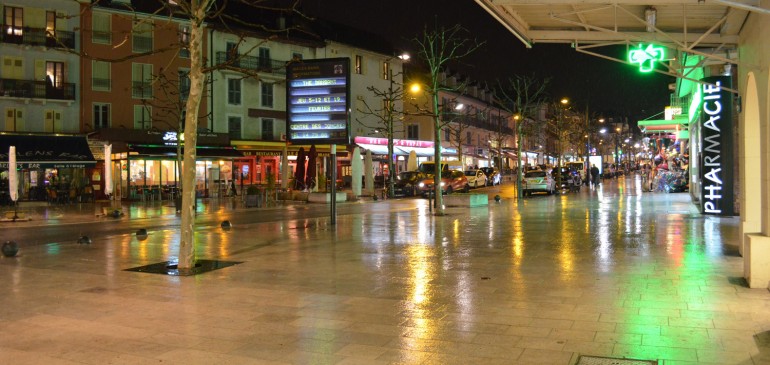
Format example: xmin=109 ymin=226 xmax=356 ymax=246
xmin=628 ymin=44 xmax=665 ymax=73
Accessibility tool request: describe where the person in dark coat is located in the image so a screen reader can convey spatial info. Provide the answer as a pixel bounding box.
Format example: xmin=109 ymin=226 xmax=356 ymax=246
xmin=590 ymin=164 xmax=600 ymax=188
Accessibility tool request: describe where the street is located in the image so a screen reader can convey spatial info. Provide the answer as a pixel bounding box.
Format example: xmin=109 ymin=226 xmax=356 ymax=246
xmin=1 ymin=175 xmax=766 ymax=365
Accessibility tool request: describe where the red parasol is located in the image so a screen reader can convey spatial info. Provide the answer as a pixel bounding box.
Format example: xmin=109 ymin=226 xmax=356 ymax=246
xmin=305 ymin=145 xmax=317 ymax=190
xmin=294 ymin=147 xmax=306 ymax=190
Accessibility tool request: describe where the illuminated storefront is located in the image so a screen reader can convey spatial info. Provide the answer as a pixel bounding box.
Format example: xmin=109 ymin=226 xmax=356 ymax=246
xmin=0 ymin=134 xmax=96 ymax=202
xmin=95 ymin=128 xmax=240 ymax=200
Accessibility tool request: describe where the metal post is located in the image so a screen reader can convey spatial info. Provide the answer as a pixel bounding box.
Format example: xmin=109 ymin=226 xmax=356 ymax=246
xmin=330 ymin=144 xmax=337 ymax=225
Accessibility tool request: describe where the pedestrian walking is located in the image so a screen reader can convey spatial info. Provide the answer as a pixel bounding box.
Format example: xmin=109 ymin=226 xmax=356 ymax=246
xmin=590 ymin=164 xmax=600 ymax=188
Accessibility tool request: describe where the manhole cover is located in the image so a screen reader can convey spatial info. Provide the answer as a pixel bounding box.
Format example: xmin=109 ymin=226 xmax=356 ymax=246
xmin=576 ymin=356 xmax=657 ymax=365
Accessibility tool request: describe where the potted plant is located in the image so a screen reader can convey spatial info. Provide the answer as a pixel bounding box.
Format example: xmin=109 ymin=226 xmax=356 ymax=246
xmin=245 ymin=185 xmax=260 ymax=207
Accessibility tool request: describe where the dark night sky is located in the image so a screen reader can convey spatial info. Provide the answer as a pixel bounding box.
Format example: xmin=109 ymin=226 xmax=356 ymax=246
xmin=301 ymin=0 xmax=674 ymax=123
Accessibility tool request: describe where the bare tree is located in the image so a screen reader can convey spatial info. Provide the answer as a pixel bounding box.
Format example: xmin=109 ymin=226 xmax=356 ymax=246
xmin=411 ymin=23 xmax=482 ymax=215
xmin=356 ymin=65 xmax=407 ymax=198
xmin=58 ymin=0 xmax=312 ymax=272
xmin=496 ymin=75 xmax=550 ymax=198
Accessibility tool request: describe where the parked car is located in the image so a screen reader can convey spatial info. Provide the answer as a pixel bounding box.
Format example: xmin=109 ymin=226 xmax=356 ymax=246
xmin=566 ymin=162 xmax=586 ymax=184
xmin=479 ymin=167 xmax=502 ymax=186
xmin=418 ymin=170 xmax=470 ymax=196
xmin=464 ymin=170 xmax=487 ymax=188
xmin=522 ymin=169 xmax=555 ymax=196
xmin=552 ymin=167 xmax=581 ymax=192
xmin=392 ymin=171 xmax=427 ymax=197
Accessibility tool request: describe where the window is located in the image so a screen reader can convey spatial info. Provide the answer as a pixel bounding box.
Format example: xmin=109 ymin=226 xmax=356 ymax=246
xmin=262 ymin=118 xmax=274 ymax=140
xmin=92 ymin=12 xmax=111 ymax=44
xmin=2 ymin=56 xmax=23 ymax=80
xmin=466 ymin=132 xmax=472 ymax=144
xmin=258 ymin=47 xmax=271 ymax=70
xmin=134 ymin=105 xmax=151 ymax=129
xmin=46 ymin=62 xmax=64 ymax=88
xmin=260 ymin=82 xmax=273 ymax=108
xmin=131 ymin=63 xmax=153 ymax=99
xmin=93 ymin=103 xmax=110 ymax=129
xmin=354 ymin=55 xmax=363 ymax=74
xmin=228 ymin=116 xmax=241 ymax=139
xmin=226 ymin=42 xmax=238 ymax=60
xmin=179 ymin=24 xmax=190 ymax=58
xmin=444 ymin=128 xmax=451 ymax=142
xmin=382 ymin=61 xmax=390 ymax=80
xmin=407 ymin=125 xmax=419 ymax=140
xmin=132 ymin=20 xmax=153 ymax=53
xmin=46 ymin=11 xmax=56 ymax=41
xmin=4 ymin=6 xmax=23 ymax=42
xmin=227 ymin=78 xmax=241 ymax=105
xmin=178 ymin=69 xmax=190 ymax=101
xmin=44 ymin=109 xmax=62 ymax=133
xmin=292 ymin=52 xmax=303 ymax=60
xmin=4 ymin=108 xmax=24 ymax=131
xmin=92 ymin=61 xmax=111 ymax=91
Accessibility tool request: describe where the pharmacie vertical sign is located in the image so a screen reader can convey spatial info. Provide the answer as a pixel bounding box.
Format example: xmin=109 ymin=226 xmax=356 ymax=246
xmin=699 ymin=76 xmax=734 ymax=215
xmin=286 ymin=58 xmax=351 ymax=145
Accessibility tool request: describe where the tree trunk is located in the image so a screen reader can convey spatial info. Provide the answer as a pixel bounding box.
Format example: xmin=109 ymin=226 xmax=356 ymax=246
xmin=432 ymin=88 xmax=444 ymax=215
xmin=178 ymin=5 xmax=207 ymax=271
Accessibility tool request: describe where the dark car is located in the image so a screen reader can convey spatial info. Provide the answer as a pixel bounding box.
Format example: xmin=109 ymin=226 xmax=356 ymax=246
xmin=552 ymin=167 xmax=581 ymax=192
xmin=392 ymin=171 xmax=427 ymax=197
xmin=479 ymin=167 xmax=502 ymax=186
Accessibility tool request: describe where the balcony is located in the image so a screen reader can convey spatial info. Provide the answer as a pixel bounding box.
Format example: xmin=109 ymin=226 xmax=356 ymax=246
xmin=215 ymin=52 xmax=287 ymax=75
xmin=0 ymin=78 xmax=75 ymax=100
xmin=1 ymin=25 xmax=76 ymax=49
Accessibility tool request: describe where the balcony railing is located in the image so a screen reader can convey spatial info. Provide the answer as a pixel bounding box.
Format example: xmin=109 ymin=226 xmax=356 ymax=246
xmin=1 ymin=25 xmax=76 ymax=49
xmin=215 ymin=52 xmax=287 ymax=75
xmin=0 ymin=78 xmax=76 ymax=100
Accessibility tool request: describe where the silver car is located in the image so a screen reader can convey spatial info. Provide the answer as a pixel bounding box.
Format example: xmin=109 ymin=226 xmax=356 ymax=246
xmin=523 ymin=170 xmax=555 ymax=196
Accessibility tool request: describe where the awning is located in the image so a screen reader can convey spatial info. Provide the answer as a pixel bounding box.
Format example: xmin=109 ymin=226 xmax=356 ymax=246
xmin=128 ymin=145 xmax=243 ymax=158
xmin=0 ymin=134 xmax=96 ymax=169
xmin=356 ymin=143 xmax=456 ymax=158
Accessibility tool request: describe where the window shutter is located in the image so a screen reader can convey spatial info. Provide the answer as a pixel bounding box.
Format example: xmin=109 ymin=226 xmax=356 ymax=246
xmin=44 ymin=110 xmax=54 ymax=132
xmin=35 ymin=60 xmax=46 ymax=81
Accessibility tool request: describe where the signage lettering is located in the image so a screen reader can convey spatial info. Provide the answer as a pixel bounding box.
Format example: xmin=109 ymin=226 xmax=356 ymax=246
xmin=700 ymin=76 xmax=734 ymax=215
xmin=286 ymin=58 xmax=350 ymax=145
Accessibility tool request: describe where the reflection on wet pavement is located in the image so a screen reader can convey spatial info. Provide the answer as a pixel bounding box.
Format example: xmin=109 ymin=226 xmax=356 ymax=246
xmin=0 ymin=176 xmax=767 ymax=364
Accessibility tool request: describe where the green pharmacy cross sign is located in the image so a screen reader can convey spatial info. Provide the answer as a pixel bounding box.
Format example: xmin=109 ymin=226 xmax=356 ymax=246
xmin=628 ymin=44 xmax=666 ymax=73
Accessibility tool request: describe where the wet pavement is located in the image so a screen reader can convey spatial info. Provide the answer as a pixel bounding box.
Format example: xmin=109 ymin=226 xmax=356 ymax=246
xmin=1 ymin=175 xmax=768 ymax=365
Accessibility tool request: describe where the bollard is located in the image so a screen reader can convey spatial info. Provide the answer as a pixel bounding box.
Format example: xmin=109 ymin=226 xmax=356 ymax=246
xmin=136 ymin=229 xmax=148 ymax=241
xmin=2 ymin=241 xmax=19 ymax=257
xmin=221 ymin=220 xmax=232 ymax=229
xmin=77 ymin=235 xmax=92 ymax=244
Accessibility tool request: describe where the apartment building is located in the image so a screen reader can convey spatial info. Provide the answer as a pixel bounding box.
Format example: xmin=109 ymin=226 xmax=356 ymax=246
xmin=0 ymin=0 xmax=96 ymax=203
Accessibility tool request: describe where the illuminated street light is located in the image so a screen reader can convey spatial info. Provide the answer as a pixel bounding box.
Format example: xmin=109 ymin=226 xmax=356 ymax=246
xmin=455 ymin=103 xmax=465 ymax=110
